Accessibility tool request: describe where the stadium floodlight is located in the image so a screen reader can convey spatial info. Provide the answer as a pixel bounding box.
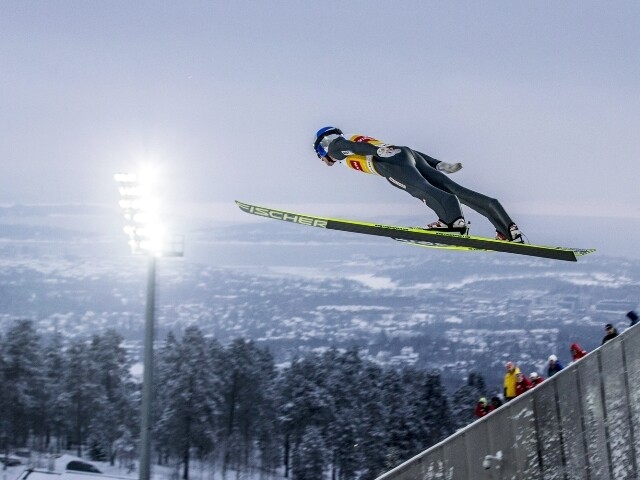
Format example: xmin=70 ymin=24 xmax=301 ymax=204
xmin=114 ymin=170 xmax=182 ymax=257
xmin=114 ymin=169 xmax=183 ymax=480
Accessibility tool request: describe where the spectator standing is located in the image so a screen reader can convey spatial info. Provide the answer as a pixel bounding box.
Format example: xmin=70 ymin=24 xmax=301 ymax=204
xmin=475 ymin=397 xmax=493 ymax=418
xmin=602 ymin=324 xmax=619 ymax=344
xmin=529 ymin=372 xmax=544 ymax=386
xmin=490 ymin=396 xmax=503 ymax=410
xmin=503 ymin=362 xmax=521 ymax=402
xmin=627 ymin=310 xmax=639 ymax=327
xmin=570 ymin=343 xmax=588 ymax=362
xmin=547 ymin=355 xmax=564 ymax=378
xmin=515 ymin=372 xmax=533 ymax=396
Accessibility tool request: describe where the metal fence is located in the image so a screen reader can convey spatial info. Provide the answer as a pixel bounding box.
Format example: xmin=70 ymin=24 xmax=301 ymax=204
xmin=376 ymin=324 xmax=640 ymax=480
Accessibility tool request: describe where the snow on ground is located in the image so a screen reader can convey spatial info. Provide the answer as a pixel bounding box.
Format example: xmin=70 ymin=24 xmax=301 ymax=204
xmin=2 ymin=456 xmax=283 ymax=480
xmin=347 ymin=273 xmax=397 ymax=289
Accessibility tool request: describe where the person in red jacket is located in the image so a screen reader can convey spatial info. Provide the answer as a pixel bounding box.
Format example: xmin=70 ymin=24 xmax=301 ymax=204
xmin=515 ymin=372 xmax=533 ymax=396
xmin=570 ymin=343 xmax=588 ymax=362
xmin=529 ymin=372 xmax=544 ymax=386
xmin=475 ymin=397 xmax=493 ymax=418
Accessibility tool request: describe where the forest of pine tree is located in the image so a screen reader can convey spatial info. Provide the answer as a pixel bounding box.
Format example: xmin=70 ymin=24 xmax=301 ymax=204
xmin=0 ymin=319 xmax=486 ymax=480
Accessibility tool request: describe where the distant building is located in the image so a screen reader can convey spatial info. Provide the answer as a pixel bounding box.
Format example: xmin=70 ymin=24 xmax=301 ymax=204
xmin=594 ymin=300 xmax=637 ymax=313
xmin=388 ymin=346 xmax=419 ymax=366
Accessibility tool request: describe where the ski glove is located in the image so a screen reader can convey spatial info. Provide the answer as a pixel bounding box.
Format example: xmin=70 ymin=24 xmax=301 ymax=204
xmin=436 ymin=162 xmax=462 ymax=174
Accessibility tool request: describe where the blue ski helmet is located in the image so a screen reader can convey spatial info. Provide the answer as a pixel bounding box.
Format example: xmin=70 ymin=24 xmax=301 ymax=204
xmin=313 ymin=126 xmax=343 ymax=158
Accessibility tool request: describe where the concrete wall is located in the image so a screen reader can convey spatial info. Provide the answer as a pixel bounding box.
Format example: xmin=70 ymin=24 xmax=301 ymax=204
xmin=376 ymin=325 xmax=640 ymax=480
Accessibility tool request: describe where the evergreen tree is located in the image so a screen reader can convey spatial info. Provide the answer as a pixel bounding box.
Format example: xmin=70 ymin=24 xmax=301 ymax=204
xmin=41 ymin=331 xmax=68 ymax=451
xmin=62 ymin=338 xmax=101 ymax=457
xmin=0 ymin=319 xmax=44 ymax=447
xmin=450 ymin=372 xmax=487 ymax=429
xmin=353 ymin=363 xmax=387 ymax=480
xmin=155 ymin=327 xmax=220 ymax=480
xmin=153 ymin=331 xmax=180 ymax=466
xmin=380 ymin=369 xmax=415 ymax=470
xmin=292 ymin=426 xmax=325 ymax=480
xmin=276 ymin=354 xmax=330 ymax=478
xmin=322 ymin=348 xmax=363 ymax=480
xmin=0 ymin=331 xmax=7 ymax=454
xmin=250 ymin=346 xmax=280 ymax=475
xmin=86 ymin=330 xmax=138 ymax=465
xmin=217 ymin=338 xmax=278 ymax=475
xmin=413 ymin=369 xmax=454 ymax=448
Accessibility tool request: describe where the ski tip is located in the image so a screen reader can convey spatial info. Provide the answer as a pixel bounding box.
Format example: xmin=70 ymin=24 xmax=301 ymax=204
xmin=236 ymin=200 xmax=251 ymax=210
xmin=563 ymin=248 xmax=596 ymax=262
xmin=573 ymin=248 xmax=596 ymax=258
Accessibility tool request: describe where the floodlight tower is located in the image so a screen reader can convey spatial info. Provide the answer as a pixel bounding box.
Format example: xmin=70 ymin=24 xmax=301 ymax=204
xmin=114 ymin=171 xmax=183 ymax=480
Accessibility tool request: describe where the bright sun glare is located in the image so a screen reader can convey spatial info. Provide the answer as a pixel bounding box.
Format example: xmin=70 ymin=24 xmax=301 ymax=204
xmin=114 ymin=166 xmax=166 ymax=256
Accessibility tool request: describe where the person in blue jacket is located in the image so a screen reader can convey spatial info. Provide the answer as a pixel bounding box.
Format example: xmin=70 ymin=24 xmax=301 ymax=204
xmin=547 ymin=354 xmax=564 ymax=378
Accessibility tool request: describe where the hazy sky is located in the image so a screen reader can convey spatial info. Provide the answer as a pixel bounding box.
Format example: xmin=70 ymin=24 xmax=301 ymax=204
xmin=2 ymin=1 xmax=639 ymax=226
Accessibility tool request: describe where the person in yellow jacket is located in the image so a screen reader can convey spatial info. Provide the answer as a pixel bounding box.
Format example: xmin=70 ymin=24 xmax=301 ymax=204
xmin=503 ymin=361 xmax=521 ymax=402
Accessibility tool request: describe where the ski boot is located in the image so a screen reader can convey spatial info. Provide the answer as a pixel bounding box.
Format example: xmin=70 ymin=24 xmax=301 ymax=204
xmin=496 ymin=223 xmax=524 ymax=243
xmin=425 ymin=217 xmax=469 ymax=235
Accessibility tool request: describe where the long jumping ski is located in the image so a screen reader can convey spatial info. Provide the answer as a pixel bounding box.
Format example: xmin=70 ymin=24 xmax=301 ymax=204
xmin=235 ymin=201 xmax=595 ymax=262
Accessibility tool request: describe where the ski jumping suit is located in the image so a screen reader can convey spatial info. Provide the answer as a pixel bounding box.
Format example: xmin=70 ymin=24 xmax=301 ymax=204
xmin=325 ymin=134 xmax=515 ymax=236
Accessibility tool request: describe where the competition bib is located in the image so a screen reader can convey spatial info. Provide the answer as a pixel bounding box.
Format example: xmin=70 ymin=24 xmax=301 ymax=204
xmin=341 ymin=135 xmax=387 ymax=175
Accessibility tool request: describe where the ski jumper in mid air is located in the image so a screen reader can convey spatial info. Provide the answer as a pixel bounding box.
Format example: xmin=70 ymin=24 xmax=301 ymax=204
xmin=312 ymin=126 xmax=523 ymax=242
